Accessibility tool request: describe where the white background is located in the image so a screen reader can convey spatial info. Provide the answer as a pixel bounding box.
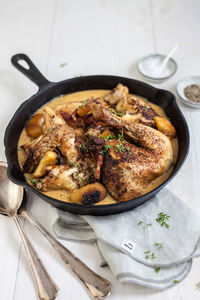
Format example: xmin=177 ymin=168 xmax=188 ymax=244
xmin=0 ymin=0 xmax=200 ymax=299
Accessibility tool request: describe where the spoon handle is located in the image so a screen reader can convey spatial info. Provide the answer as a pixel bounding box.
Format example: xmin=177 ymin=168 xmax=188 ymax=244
xmin=20 ymin=210 xmax=111 ymax=300
xmin=13 ymin=216 xmax=59 ymax=300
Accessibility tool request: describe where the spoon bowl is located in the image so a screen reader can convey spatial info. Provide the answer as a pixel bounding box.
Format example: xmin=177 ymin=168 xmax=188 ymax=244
xmin=0 ymin=161 xmax=23 ymax=216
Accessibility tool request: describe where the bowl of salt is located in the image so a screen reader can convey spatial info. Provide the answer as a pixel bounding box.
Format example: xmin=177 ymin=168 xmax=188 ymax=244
xmin=137 ymin=46 xmax=178 ymax=83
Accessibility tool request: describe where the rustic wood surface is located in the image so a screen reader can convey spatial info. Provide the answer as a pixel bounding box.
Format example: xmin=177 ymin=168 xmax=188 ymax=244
xmin=0 ymin=0 xmax=200 ymax=299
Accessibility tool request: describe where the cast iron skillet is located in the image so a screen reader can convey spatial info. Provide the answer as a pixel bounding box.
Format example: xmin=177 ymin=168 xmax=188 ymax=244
xmin=4 ymin=54 xmax=189 ymax=215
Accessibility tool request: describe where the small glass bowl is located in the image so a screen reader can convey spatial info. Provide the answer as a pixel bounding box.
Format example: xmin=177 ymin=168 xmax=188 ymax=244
xmin=176 ymin=76 xmax=200 ymax=108
xmin=137 ymin=54 xmax=177 ymax=83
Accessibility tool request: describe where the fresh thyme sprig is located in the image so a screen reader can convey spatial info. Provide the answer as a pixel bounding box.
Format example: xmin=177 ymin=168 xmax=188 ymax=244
xmin=78 ymin=143 xmax=88 ymax=152
xmin=100 ymin=145 xmax=113 ymax=154
xmin=151 ymin=253 xmax=157 ymax=259
xmin=156 ymin=212 xmax=170 ymax=228
xmin=111 ymin=109 xmax=123 ymax=117
xmin=30 ymin=179 xmax=39 ymax=185
xmin=78 ymin=100 xmax=88 ymax=109
xmin=114 ymin=142 xmax=124 ymax=152
xmin=117 ymin=133 xmax=126 ymax=142
xmin=99 ymin=134 xmax=116 ymax=141
xmin=155 ymin=267 xmax=160 ymax=273
xmin=137 ymin=221 xmax=152 ymax=231
xmin=75 ymin=172 xmax=83 ymax=186
xmin=144 ymin=250 xmax=156 ymax=260
xmin=144 ymin=250 xmax=150 ymax=259
xmin=173 ymin=280 xmax=180 ymax=284
xmin=68 ymin=161 xmax=79 ymax=168
xmin=154 ymin=242 xmax=164 ymax=249
xmin=114 ymin=143 xmax=131 ymax=156
xmin=60 ymin=62 xmax=68 ymax=68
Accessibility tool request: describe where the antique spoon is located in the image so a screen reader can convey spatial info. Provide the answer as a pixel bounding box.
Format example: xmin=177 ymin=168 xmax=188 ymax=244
xmin=0 ymin=161 xmax=59 ymax=300
xmin=1 ymin=162 xmax=111 ymax=299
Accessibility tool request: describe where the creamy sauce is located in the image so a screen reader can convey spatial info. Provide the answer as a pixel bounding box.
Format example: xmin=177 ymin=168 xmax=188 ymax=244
xmin=18 ymin=90 xmax=178 ymax=204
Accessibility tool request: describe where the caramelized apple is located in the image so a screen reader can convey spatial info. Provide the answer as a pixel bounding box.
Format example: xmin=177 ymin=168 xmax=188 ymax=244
xmin=70 ymin=182 xmax=107 ymax=205
xmin=154 ymin=116 xmax=176 ymax=139
xmin=33 ymin=151 xmax=57 ymax=177
xmin=26 ymin=113 xmax=44 ymax=138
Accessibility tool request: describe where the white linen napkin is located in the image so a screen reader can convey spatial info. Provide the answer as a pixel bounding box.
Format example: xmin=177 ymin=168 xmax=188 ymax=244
xmin=53 ymin=188 xmax=200 ymax=290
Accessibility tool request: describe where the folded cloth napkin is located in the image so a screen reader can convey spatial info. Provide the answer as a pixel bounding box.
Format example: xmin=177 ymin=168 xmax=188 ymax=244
xmin=53 ymin=188 xmax=200 ymax=290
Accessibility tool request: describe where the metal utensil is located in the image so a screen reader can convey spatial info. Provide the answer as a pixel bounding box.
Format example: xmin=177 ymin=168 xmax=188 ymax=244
xmin=0 ymin=161 xmax=59 ymax=300
xmin=2 ymin=161 xmax=111 ymax=299
xmin=19 ymin=206 xmax=111 ymax=300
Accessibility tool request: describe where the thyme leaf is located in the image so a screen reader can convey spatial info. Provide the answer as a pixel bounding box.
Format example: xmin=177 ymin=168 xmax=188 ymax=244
xmin=68 ymin=161 xmax=79 ymax=167
xmin=173 ymin=280 xmax=180 ymax=284
xmin=99 ymin=134 xmax=116 ymax=141
xmin=78 ymin=143 xmax=88 ymax=152
xmin=60 ymin=62 xmax=68 ymax=68
xmin=154 ymin=242 xmax=164 ymax=249
xmin=155 ymin=267 xmax=160 ymax=273
xmin=137 ymin=221 xmax=152 ymax=231
xmin=30 ymin=179 xmax=38 ymax=185
xmin=156 ymin=212 xmax=170 ymax=228
xmin=100 ymin=145 xmax=113 ymax=154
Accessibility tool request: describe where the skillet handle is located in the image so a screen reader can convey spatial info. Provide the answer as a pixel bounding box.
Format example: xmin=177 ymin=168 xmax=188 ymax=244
xmin=11 ymin=53 xmax=53 ymax=90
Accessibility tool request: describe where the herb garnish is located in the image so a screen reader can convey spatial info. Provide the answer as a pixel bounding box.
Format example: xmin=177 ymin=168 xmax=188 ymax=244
xmin=99 ymin=134 xmax=116 ymax=141
xmin=60 ymin=62 xmax=68 ymax=68
xmin=155 ymin=267 xmax=160 ymax=273
xmin=68 ymin=161 xmax=79 ymax=167
xmin=114 ymin=143 xmax=131 ymax=156
xmin=117 ymin=133 xmax=126 ymax=142
xmin=100 ymin=145 xmax=113 ymax=154
xmin=137 ymin=221 xmax=152 ymax=231
xmin=173 ymin=280 xmax=180 ymax=284
xmin=144 ymin=105 xmax=151 ymax=110
xmin=78 ymin=100 xmax=88 ymax=109
xmin=144 ymin=250 xmax=156 ymax=260
xmin=115 ymin=111 xmax=123 ymax=117
xmin=111 ymin=109 xmax=123 ymax=117
xmin=156 ymin=212 xmax=170 ymax=228
xmin=30 ymin=179 xmax=38 ymax=185
xmin=78 ymin=143 xmax=88 ymax=152
xmin=154 ymin=242 xmax=164 ymax=249
xmin=144 ymin=250 xmax=150 ymax=259
xmin=114 ymin=142 xmax=124 ymax=152
xmin=75 ymin=172 xmax=83 ymax=186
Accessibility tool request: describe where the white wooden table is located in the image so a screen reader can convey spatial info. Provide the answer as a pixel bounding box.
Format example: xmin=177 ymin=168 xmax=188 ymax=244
xmin=1 ymin=0 xmax=200 ymax=299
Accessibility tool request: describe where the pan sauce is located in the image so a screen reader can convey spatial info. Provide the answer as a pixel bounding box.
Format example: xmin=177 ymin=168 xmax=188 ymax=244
xmin=18 ymin=90 xmax=178 ymax=205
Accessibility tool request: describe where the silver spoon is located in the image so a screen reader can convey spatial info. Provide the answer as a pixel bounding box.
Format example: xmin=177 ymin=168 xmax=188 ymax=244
xmin=2 ymin=162 xmax=111 ymax=299
xmin=0 ymin=161 xmax=59 ymax=300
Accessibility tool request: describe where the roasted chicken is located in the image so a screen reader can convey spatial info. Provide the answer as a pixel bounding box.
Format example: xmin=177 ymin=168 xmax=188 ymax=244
xmin=20 ymin=84 xmax=176 ymax=204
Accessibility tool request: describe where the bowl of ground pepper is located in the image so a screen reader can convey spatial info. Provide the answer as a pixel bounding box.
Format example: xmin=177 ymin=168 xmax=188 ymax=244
xmin=176 ymin=76 xmax=200 ymax=108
